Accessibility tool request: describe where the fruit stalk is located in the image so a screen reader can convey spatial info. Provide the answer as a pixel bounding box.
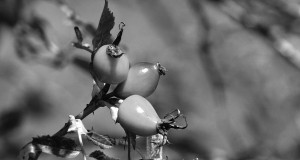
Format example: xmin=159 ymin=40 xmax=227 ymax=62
xmin=145 ymin=134 xmax=163 ymax=160
xmin=146 ymin=136 xmax=152 ymax=159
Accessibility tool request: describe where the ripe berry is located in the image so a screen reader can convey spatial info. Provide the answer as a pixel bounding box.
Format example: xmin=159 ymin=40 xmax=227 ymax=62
xmin=116 ymin=95 xmax=187 ymax=136
xmin=113 ymin=62 xmax=166 ymax=98
xmin=117 ymin=95 xmax=161 ymax=136
xmin=93 ymin=44 xmax=130 ymax=84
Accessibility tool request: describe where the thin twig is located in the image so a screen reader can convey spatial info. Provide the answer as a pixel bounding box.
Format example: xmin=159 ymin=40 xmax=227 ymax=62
xmin=53 ymin=86 xmax=114 ymax=137
xmin=53 ymin=98 xmax=103 ymax=137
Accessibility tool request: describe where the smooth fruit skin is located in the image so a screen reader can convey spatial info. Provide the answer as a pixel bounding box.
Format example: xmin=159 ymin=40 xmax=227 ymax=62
xmin=93 ymin=45 xmax=130 ymax=84
xmin=117 ymin=95 xmax=161 ymax=136
xmin=114 ymin=62 xmax=161 ymax=98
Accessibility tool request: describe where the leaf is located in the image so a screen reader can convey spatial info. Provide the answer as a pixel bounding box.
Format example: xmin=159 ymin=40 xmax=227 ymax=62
xmin=86 ymin=131 xmax=113 ymax=149
xmin=30 ymin=135 xmax=80 ymax=158
xmin=92 ymin=0 xmax=115 ymax=51
xmin=90 ymin=150 xmax=119 ymax=160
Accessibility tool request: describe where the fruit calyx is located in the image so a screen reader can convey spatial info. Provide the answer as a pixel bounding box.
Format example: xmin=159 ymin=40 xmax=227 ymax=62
xmin=106 ymin=44 xmax=124 ymax=58
xmin=107 ymin=22 xmax=126 ymax=58
xmin=155 ymin=62 xmax=167 ymax=76
xmin=156 ymin=109 xmax=187 ymax=135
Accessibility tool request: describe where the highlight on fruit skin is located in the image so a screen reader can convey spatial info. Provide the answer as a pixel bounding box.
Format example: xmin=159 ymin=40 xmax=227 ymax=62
xmin=117 ymin=95 xmax=161 ymax=136
xmin=116 ymin=95 xmax=187 ymax=137
xmin=113 ymin=62 xmax=167 ymax=99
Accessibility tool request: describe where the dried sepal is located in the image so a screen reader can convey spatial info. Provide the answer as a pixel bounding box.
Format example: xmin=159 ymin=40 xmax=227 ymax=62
xmin=67 ymin=115 xmax=88 ymax=160
xmin=103 ymin=100 xmax=120 ymax=123
xmin=91 ymin=80 xmax=101 ymax=98
xmin=67 ymin=115 xmax=88 ymax=135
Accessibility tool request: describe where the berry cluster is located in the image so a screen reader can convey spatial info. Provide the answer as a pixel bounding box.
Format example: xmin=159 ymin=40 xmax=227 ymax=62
xmin=19 ymin=1 xmax=187 ymax=160
xmin=89 ymin=23 xmax=186 ymax=137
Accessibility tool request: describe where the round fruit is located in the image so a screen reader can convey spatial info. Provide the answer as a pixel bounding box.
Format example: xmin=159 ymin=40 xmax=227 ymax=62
xmin=93 ymin=44 xmax=130 ymax=84
xmin=113 ymin=62 xmax=166 ymax=98
xmin=117 ymin=95 xmax=161 ymax=136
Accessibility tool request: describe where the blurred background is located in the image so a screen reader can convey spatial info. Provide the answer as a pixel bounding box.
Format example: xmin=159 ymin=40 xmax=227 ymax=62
xmin=2 ymin=0 xmax=300 ymax=159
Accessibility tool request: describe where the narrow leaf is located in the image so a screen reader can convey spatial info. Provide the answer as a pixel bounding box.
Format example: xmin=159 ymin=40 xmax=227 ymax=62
xmin=112 ymin=22 xmax=125 ymax=46
xmin=86 ymin=131 xmax=113 ymax=149
xmin=92 ymin=0 xmax=115 ymax=51
xmin=90 ymin=150 xmax=119 ymax=160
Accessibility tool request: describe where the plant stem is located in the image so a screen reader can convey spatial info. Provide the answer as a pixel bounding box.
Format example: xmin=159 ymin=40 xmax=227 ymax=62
xmin=146 ymin=136 xmax=152 ymax=159
xmin=53 ymin=86 xmax=114 ymax=137
xmin=127 ymin=134 xmax=131 ymax=160
xmin=144 ymin=134 xmax=163 ymax=160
